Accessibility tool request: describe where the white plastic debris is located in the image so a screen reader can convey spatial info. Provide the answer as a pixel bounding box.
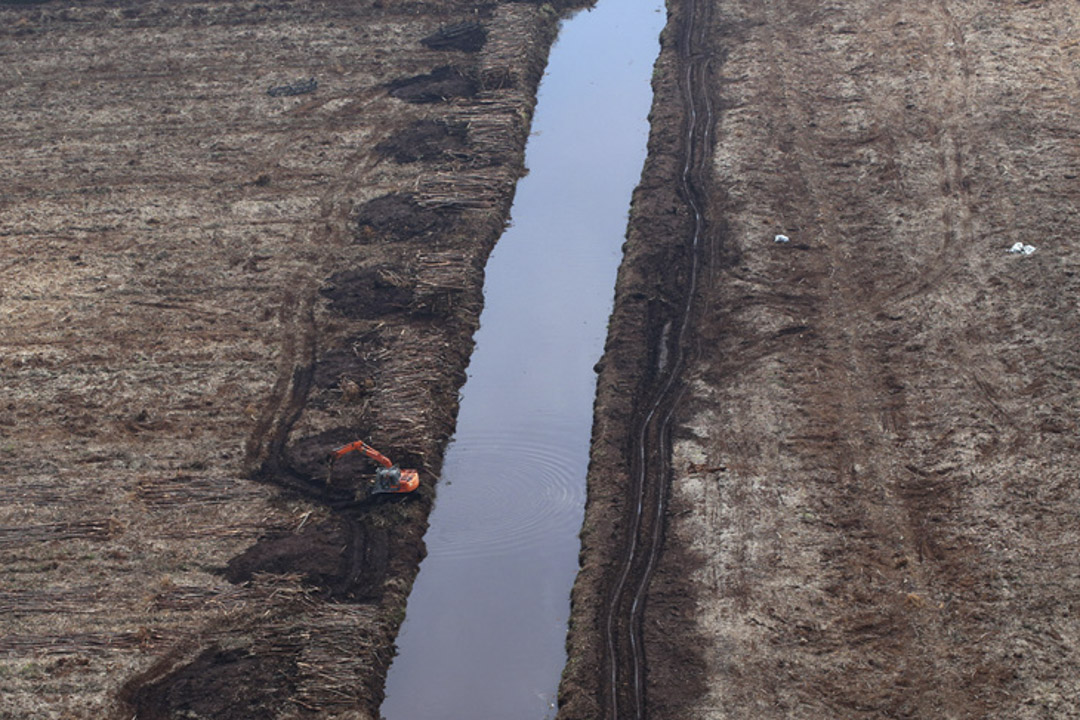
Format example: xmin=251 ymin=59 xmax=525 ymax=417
xmin=1007 ymin=242 xmax=1036 ymax=255
xmin=774 ymin=234 xmax=790 ymax=243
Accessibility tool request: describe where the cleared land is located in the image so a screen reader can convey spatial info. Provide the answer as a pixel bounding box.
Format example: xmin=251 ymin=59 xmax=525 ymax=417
xmin=7 ymin=0 xmax=1080 ymax=717
xmin=562 ymin=0 xmax=1080 ymax=718
xmin=0 ymin=1 xmax=574 ymax=717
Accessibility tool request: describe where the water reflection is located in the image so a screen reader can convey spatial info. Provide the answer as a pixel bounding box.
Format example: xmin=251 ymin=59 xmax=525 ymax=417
xmin=381 ymin=1 xmax=665 ymax=717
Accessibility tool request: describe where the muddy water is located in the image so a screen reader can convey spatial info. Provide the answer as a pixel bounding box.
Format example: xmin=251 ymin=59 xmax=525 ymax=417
xmin=381 ymin=2 xmax=664 ymax=717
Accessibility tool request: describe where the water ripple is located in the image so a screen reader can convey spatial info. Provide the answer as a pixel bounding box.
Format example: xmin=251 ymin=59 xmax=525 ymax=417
xmin=424 ymin=424 xmax=587 ymax=560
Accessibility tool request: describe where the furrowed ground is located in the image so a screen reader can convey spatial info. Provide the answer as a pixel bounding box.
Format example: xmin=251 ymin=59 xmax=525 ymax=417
xmin=562 ymin=0 xmax=1080 ymax=718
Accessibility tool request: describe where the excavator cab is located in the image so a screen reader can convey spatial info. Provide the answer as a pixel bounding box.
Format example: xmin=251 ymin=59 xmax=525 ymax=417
xmin=329 ymin=439 xmax=419 ymax=496
xmin=373 ymin=465 xmax=421 ymax=495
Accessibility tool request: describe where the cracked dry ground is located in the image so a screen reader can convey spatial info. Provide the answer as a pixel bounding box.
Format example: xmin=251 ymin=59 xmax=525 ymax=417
xmin=562 ymin=0 xmax=1080 ymax=718
xmin=0 ymin=1 xmax=578 ymax=718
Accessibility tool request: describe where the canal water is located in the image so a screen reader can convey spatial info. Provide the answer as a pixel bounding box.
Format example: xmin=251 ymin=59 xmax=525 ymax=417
xmin=381 ymin=1 xmax=665 ymax=717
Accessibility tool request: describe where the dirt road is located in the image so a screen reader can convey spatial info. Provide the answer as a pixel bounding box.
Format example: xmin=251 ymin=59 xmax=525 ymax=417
xmin=563 ymin=0 xmax=1080 ymax=717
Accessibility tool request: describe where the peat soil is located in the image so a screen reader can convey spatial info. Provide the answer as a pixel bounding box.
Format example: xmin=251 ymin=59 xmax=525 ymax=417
xmin=0 ymin=1 xmax=583 ymax=718
xmin=558 ymin=0 xmax=704 ymax=714
xmin=562 ymin=0 xmax=1080 ymax=718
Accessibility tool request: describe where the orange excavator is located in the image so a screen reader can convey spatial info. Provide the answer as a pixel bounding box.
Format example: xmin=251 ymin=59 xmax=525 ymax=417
xmin=328 ymin=439 xmax=419 ymax=495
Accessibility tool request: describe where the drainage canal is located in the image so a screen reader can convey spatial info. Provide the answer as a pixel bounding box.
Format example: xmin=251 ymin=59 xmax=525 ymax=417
xmin=381 ymin=1 xmax=664 ymax=717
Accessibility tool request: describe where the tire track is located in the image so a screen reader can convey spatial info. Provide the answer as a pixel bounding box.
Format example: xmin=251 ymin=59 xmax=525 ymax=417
xmin=885 ymin=1 xmax=975 ymax=308
xmin=601 ymin=0 xmax=713 ymax=716
xmin=748 ymin=3 xmax=975 ymax=713
xmin=243 ymin=282 xmax=318 ymax=477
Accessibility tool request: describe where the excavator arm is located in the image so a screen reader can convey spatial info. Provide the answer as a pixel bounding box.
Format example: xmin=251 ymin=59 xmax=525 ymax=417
xmin=331 ymin=439 xmax=394 ymax=468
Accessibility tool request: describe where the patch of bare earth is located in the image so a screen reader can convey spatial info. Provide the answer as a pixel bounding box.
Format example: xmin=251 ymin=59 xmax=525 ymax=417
xmin=0 ymin=1 xmax=579 ymax=717
xmin=563 ymin=0 xmax=1080 ymax=718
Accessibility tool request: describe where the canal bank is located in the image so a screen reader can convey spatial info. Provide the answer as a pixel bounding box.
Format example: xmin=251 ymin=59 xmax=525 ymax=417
xmin=382 ymin=0 xmax=665 ymax=718
xmin=558 ymin=0 xmax=711 ymax=715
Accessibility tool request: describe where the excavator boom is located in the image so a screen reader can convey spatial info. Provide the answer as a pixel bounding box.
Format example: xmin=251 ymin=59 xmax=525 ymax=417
xmin=331 ymin=439 xmax=393 ymax=468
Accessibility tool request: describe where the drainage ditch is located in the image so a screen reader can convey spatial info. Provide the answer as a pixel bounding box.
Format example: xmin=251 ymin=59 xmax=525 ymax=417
xmin=380 ymin=1 xmax=665 ymax=717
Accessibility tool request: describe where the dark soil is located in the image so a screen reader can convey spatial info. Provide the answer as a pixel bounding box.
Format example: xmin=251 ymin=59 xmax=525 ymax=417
xmin=376 ymin=119 xmax=471 ymax=164
xmin=421 ymin=21 xmax=488 ymax=52
xmin=223 ymin=514 xmax=395 ymax=601
xmin=321 ymin=268 xmax=417 ymax=318
xmin=388 ymin=65 xmax=479 ymax=103
xmin=126 ymin=647 xmax=298 ymax=720
xmin=311 ymin=344 xmax=379 ymax=392
xmin=225 ymin=517 xmax=351 ymax=590
xmin=349 ymin=193 xmax=458 ymax=243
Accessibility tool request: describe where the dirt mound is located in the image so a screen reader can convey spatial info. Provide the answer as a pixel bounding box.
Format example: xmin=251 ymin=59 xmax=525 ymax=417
xmin=376 ymin=119 xmax=470 ymax=164
xmin=125 ymin=646 xmax=298 ymax=720
xmin=349 ymin=193 xmax=456 ymax=243
xmin=236 ymin=428 xmax=400 ymax=600
xmin=224 ymin=515 xmax=391 ymax=602
xmin=388 ymin=65 xmax=478 ymax=103
xmin=320 ymin=267 xmax=415 ymax=319
xmin=421 ymin=21 xmax=488 ymax=52
xmin=283 ymin=428 xmax=363 ymax=482
xmin=225 ymin=519 xmax=348 ymax=588
xmin=313 ymin=343 xmax=380 ymax=395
